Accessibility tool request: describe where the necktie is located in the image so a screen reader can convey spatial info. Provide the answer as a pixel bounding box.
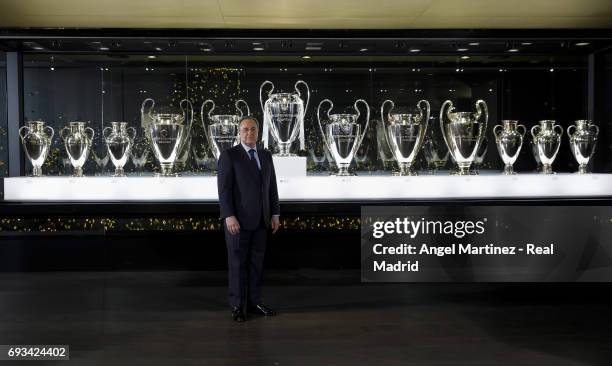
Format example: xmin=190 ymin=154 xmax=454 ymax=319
xmin=249 ymin=149 xmax=260 ymax=170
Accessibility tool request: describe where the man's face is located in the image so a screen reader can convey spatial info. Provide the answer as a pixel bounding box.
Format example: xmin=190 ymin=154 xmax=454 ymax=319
xmin=239 ymin=119 xmax=258 ymax=147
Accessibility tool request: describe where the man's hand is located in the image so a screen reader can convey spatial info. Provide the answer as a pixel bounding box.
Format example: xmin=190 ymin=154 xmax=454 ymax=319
xmin=225 ymin=216 xmax=240 ymax=235
xmin=271 ymin=216 xmax=280 ymax=234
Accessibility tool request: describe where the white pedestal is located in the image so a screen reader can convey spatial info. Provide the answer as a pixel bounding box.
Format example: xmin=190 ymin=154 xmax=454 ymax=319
xmin=272 ymin=156 xmax=307 ymax=177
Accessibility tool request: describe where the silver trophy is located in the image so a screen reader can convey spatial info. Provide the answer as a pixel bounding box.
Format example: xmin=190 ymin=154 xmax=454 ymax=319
xmin=60 ymin=121 xmax=94 ymax=177
xmin=141 ymin=98 xmax=194 ymax=177
xmin=19 ymin=121 xmax=54 ymax=177
xmin=317 ymin=99 xmax=370 ymax=176
xmin=380 ymin=99 xmax=430 ymax=175
xmin=531 ymin=120 xmax=563 ymax=174
xmin=493 ymin=120 xmax=526 ymax=175
xmin=103 ymin=122 xmax=136 ymax=177
xmin=440 ymin=100 xmax=488 ymax=175
xmin=260 ymin=80 xmax=309 ymax=156
xmin=201 ymin=99 xmax=249 ymax=160
xmin=568 ymin=119 xmax=598 ymax=174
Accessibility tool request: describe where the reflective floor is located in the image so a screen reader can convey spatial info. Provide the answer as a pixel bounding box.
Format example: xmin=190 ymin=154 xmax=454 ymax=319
xmin=0 ymin=270 xmax=610 ymax=365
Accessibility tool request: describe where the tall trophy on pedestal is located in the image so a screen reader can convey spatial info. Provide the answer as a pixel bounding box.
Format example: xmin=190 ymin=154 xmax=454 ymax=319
xmin=19 ymin=121 xmax=54 ymax=177
xmin=259 ymin=80 xmax=309 ymax=156
xmin=531 ymin=120 xmax=563 ymax=174
xmin=317 ymin=98 xmax=370 ymax=176
xmin=60 ymin=121 xmax=94 ymax=177
xmin=493 ymin=120 xmax=526 ymax=175
xmin=439 ymin=99 xmax=488 ymax=175
xmin=141 ymin=98 xmax=194 ymax=177
xmin=567 ymin=119 xmax=598 ymax=174
xmin=103 ymin=121 xmax=136 ymax=177
xmin=201 ymin=99 xmax=249 ymax=160
xmin=380 ymin=99 xmax=430 ymax=175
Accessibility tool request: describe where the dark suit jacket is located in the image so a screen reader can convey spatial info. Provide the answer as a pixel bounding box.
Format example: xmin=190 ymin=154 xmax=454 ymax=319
xmin=217 ymin=144 xmax=280 ymax=230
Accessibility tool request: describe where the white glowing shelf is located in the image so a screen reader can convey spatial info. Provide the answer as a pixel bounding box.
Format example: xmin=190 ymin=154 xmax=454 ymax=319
xmin=3 ymin=173 xmax=612 ymax=202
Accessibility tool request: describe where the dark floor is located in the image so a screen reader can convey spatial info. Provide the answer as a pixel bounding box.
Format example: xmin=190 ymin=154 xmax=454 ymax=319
xmin=0 ymin=270 xmax=610 ymax=365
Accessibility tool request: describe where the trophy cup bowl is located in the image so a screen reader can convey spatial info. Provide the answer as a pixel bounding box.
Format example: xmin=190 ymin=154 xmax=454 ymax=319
xmin=381 ymin=99 xmax=430 ymax=176
xmin=104 ymin=121 xmax=136 ymax=177
xmin=568 ymin=119 xmax=598 ymax=174
xmin=260 ymin=80 xmax=309 ymax=156
xmin=317 ymin=98 xmax=370 ymax=176
xmin=494 ymin=120 xmax=526 ymax=175
xmin=19 ymin=120 xmax=54 ymax=177
xmin=201 ymin=99 xmax=248 ymax=161
xmin=531 ymin=120 xmax=563 ymax=174
xmin=142 ymin=98 xmax=194 ymax=177
xmin=60 ymin=121 xmax=94 ymax=177
xmin=439 ymin=100 xmax=488 ymax=175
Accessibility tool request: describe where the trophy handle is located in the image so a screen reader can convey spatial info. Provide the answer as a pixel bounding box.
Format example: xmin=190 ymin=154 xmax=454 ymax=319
xmin=530 ymin=125 xmax=541 ymax=141
xmin=102 ymin=126 xmax=112 ymax=141
xmin=416 ymin=99 xmax=431 ymax=155
xmin=180 ymin=99 xmax=194 ymax=127
xmin=493 ymin=125 xmax=503 ymax=140
xmin=380 ymin=100 xmax=394 ymax=153
xmin=85 ymin=127 xmax=95 ymax=141
xmin=259 ymin=81 xmax=274 ymax=114
xmin=567 ymin=125 xmax=576 ymax=139
xmin=127 ymin=127 xmax=137 ymax=141
xmin=202 ymin=99 xmax=215 ymax=120
xmin=259 ymin=80 xmax=274 ymax=149
xmin=59 ymin=126 xmax=71 ymax=143
xmin=295 ymin=80 xmax=310 ymax=151
xmin=474 ymin=100 xmax=489 ymax=155
xmin=554 ymin=124 xmax=564 ymax=137
xmin=235 ymin=99 xmax=250 ymax=117
xmin=590 ymin=124 xmax=600 ymax=137
xmin=316 ymin=99 xmax=334 ymax=156
xmin=517 ymin=124 xmax=527 ymax=138
xmin=43 ymin=125 xmax=54 ymax=141
xmin=18 ymin=125 xmax=30 ymax=141
xmin=295 ymin=80 xmax=310 ymax=113
xmin=439 ymin=100 xmax=457 ymax=162
xmin=200 ymin=100 xmax=213 ymax=151
xmin=353 ymin=99 xmax=370 ymax=152
xmin=141 ymin=98 xmax=155 ymax=121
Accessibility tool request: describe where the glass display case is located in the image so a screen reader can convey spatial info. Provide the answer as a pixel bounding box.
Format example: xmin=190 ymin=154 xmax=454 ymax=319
xmin=1 ymin=30 xmax=611 ymax=202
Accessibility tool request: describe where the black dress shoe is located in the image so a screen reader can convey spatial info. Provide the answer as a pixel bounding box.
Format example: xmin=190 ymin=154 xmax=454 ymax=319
xmin=231 ymin=306 xmax=246 ymax=322
xmin=247 ymin=303 xmax=277 ymax=316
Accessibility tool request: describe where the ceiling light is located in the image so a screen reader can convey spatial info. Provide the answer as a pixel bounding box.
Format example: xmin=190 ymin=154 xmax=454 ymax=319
xmin=302 ymin=55 xmax=311 ymax=59
xmin=468 ymin=42 xmax=480 ymax=46
xmin=253 ymin=47 xmax=264 ymax=51
xmin=99 ymin=47 xmax=109 ymax=51
xmin=360 ymin=48 xmax=368 ymax=52
xmin=409 ymin=49 xmax=420 ymax=53
xmin=507 ymin=48 xmax=519 ymax=52
xmin=521 ymin=42 xmax=533 ymax=45
xmin=147 ymin=55 xmax=156 ymax=59
xmin=575 ymin=42 xmax=590 ymax=46
xmin=32 ymin=47 xmax=43 ymax=50
xmin=201 ymin=48 xmax=212 ymax=52
xmin=155 ymin=47 xmax=162 ymax=51
xmin=457 ymin=48 xmax=469 ymax=52
xmin=461 ymin=55 xmax=470 ymax=60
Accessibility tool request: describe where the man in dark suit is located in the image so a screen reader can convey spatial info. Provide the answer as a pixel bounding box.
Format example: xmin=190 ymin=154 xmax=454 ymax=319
xmin=217 ymin=116 xmax=280 ymax=323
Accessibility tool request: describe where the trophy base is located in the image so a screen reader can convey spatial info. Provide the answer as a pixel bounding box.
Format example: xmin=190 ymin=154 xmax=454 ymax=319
xmin=31 ymin=166 xmax=43 ymax=177
xmin=578 ymin=164 xmax=589 ymax=174
xmin=156 ymin=164 xmax=180 ymax=177
xmin=113 ymin=167 xmax=126 ymax=177
xmin=541 ymin=164 xmax=554 ymax=174
xmin=396 ymin=163 xmax=417 ymax=176
xmin=72 ymin=167 xmax=84 ymax=177
xmin=503 ymin=165 xmax=516 ymax=175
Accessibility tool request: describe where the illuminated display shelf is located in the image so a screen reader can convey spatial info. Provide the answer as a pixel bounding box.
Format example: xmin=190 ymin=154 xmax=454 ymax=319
xmin=3 ymin=173 xmax=612 ymax=201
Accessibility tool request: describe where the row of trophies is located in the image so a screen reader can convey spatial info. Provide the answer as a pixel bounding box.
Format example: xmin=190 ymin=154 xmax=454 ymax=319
xmin=18 ymin=80 xmax=599 ymax=177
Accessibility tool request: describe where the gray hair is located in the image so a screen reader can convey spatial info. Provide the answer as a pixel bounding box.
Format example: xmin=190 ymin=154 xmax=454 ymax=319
xmin=238 ymin=115 xmax=260 ymax=130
